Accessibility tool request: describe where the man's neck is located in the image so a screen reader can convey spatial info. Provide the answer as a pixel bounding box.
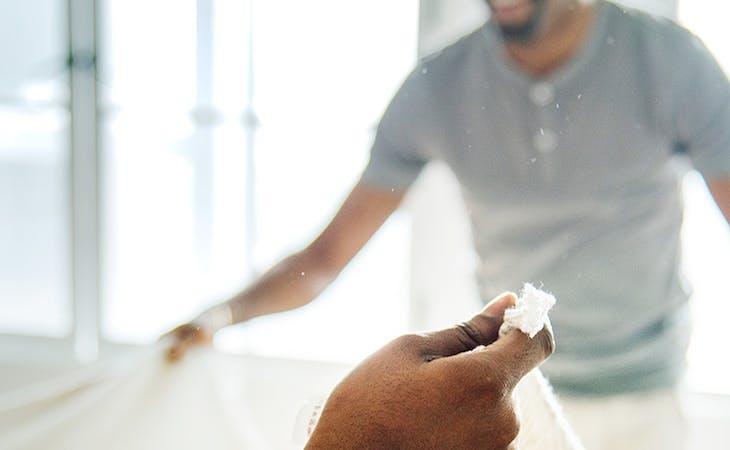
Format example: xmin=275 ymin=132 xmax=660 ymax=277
xmin=503 ymin=0 xmax=596 ymax=76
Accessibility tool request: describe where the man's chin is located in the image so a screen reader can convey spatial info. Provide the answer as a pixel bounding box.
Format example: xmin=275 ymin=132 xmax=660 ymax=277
xmin=491 ymin=0 xmax=545 ymax=42
xmin=498 ymin=22 xmax=541 ymax=42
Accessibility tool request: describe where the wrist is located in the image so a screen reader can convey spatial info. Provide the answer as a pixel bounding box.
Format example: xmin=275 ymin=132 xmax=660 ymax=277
xmin=196 ymin=303 xmax=234 ymax=332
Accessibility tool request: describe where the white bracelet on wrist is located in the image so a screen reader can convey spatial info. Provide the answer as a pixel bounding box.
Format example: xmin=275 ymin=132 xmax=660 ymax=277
xmin=198 ymin=303 xmax=234 ymax=331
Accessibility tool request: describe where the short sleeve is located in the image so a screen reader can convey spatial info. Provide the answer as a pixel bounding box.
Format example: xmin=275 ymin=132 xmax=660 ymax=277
xmin=673 ymin=33 xmax=730 ymax=178
xmin=360 ymin=68 xmax=432 ymax=191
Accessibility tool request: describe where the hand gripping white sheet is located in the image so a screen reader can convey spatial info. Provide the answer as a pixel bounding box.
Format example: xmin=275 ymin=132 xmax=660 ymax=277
xmin=500 ymin=283 xmax=584 ymax=450
xmin=293 ymin=285 xmax=585 ymax=449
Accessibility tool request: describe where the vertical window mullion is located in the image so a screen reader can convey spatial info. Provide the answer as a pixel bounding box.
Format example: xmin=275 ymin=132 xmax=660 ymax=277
xmin=68 ymin=0 xmax=100 ymax=363
xmin=192 ymin=0 xmax=216 ymax=276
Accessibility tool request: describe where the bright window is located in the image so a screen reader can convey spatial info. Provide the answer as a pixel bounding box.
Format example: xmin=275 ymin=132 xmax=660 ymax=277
xmin=0 ymin=0 xmax=70 ymax=338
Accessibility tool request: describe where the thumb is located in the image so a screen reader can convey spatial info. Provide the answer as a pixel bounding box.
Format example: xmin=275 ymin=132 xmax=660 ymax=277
xmin=419 ymin=292 xmax=518 ymax=359
xmin=476 ymin=322 xmax=555 ymax=391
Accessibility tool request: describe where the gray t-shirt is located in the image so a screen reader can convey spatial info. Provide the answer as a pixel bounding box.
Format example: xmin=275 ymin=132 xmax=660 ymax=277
xmin=362 ymin=0 xmax=730 ymax=394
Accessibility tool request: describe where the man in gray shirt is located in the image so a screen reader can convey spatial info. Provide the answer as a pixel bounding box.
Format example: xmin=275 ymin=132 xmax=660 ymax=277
xmin=365 ymin=0 xmax=730 ymax=396
xmin=167 ymin=0 xmax=730 ymax=448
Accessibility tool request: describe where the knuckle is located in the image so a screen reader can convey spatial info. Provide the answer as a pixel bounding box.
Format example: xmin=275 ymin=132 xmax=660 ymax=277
xmin=479 ymin=383 xmax=507 ymax=405
xmin=484 ymin=400 xmax=520 ymax=448
xmin=500 ymin=408 xmax=520 ymax=447
xmin=536 ymin=327 xmax=555 ymax=358
xmin=453 ymin=321 xmax=487 ymax=347
xmin=392 ymin=333 xmax=426 ymax=353
xmin=458 ymin=357 xmax=512 ymax=402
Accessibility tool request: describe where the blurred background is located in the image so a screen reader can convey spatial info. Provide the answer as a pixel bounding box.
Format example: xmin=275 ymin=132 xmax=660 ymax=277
xmin=1 ymin=0 xmax=729 ymax=447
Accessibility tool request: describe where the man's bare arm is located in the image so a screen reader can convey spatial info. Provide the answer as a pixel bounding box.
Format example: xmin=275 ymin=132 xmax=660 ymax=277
xmin=165 ymin=181 xmax=405 ymax=359
xmin=226 ymin=181 xmax=405 ymax=322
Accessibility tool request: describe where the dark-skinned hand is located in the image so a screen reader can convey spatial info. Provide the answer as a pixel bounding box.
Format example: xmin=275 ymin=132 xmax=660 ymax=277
xmin=305 ymin=292 xmax=554 ymax=450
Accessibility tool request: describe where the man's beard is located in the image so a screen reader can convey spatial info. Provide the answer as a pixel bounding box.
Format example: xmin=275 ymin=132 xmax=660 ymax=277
xmin=496 ymin=0 xmax=546 ymax=42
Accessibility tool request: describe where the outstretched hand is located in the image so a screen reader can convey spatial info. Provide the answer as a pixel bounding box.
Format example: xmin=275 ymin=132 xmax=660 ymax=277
xmin=161 ymin=321 xmax=213 ymax=361
xmin=305 ymin=292 xmax=555 ymax=450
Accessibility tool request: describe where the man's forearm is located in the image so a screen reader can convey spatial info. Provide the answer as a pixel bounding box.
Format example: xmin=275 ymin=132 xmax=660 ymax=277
xmin=165 ymin=242 xmax=347 ymax=360
xmin=217 ymin=250 xmax=341 ymax=327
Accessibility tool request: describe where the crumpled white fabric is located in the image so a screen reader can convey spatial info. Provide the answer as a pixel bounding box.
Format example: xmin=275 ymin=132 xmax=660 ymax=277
xmin=500 ymin=283 xmax=556 ymax=338
xmin=0 ymin=346 xmax=265 ymax=450
xmin=513 ymin=370 xmax=585 ymax=450
xmin=500 ymin=283 xmax=585 ymax=450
